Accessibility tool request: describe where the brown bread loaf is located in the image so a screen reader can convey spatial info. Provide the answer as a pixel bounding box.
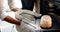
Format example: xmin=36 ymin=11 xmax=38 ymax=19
xmin=40 ymin=15 xmax=52 ymax=29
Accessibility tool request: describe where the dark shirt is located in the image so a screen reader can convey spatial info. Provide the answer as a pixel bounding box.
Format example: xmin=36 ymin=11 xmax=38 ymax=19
xmin=21 ymin=0 xmax=34 ymax=11
xmin=40 ymin=0 xmax=60 ymax=16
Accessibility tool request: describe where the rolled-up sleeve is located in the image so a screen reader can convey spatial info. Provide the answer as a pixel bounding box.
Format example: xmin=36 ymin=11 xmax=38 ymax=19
xmin=8 ymin=0 xmax=22 ymax=9
xmin=0 ymin=12 xmax=8 ymax=20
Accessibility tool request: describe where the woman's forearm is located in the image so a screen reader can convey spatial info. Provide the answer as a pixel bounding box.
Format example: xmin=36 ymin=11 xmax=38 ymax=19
xmin=4 ymin=16 xmax=22 ymax=25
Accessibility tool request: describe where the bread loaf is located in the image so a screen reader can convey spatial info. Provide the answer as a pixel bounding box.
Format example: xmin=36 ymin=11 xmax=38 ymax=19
xmin=40 ymin=15 xmax=52 ymax=29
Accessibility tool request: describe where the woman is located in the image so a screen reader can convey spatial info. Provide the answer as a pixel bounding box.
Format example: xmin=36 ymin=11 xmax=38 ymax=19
xmin=0 ymin=0 xmax=22 ymax=32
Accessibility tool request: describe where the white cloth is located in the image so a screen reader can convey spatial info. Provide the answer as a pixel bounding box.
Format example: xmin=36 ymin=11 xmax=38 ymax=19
xmin=16 ymin=20 xmax=40 ymax=32
xmin=8 ymin=0 xmax=22 ymax=9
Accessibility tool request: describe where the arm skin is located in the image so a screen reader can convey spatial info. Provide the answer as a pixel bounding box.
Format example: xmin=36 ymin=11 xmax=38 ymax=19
xmin=35 ymin=0 xmax=40 ymax=14
xmin=11 ymin=8 xmax=20 ymax=12
xmin=4 ymin=16 xmax=22 ymax=25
